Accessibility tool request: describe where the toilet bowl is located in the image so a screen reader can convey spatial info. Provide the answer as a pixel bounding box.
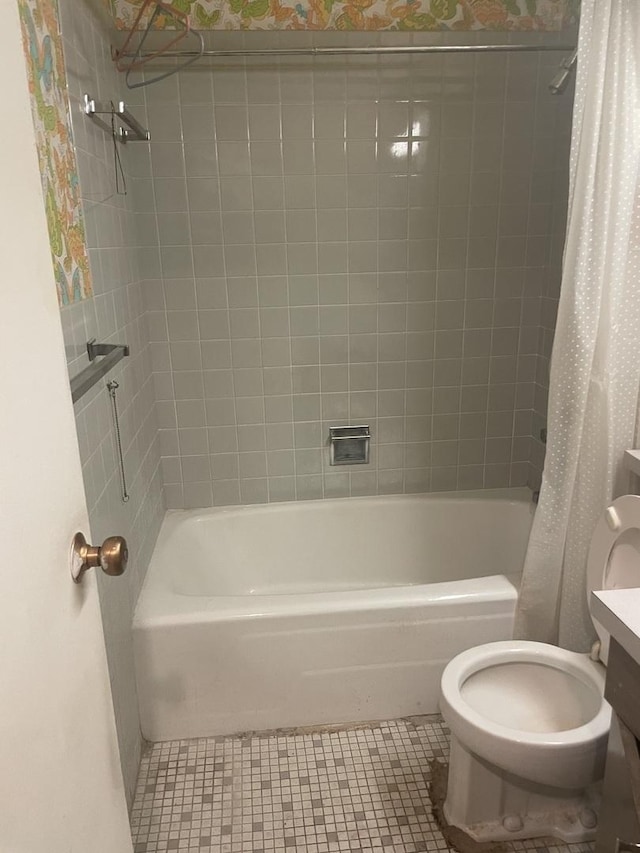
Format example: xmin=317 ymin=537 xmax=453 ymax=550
xmin=439 ymin=494 xmax=640 ymax=843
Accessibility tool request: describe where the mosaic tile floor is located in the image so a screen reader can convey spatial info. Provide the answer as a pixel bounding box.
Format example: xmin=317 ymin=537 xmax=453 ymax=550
xmin=130 ymin=717 xmax=595 ymax=853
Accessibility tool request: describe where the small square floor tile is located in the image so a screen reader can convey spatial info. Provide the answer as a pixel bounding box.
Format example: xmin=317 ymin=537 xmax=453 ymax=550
xmin=130 ymin=718 xmax=594 ymax=853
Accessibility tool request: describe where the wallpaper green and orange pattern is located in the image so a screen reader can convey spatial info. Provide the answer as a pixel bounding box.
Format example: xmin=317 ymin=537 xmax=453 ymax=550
xmin=18 ymin=0 xmax=91 ymax=306
xmin=110 ymin=0 xmax=579 ymax=32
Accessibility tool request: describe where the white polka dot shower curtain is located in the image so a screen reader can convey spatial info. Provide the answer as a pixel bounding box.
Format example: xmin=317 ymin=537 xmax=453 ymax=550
xmin=514 ymin=0 xmax=640 ymax=651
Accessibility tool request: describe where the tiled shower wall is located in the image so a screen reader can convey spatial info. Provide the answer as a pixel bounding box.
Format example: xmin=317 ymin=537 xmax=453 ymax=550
xmin=57 ymin=0 xmax=164 ymax=806
xmin=529 ymin=151 xmax=569 ymax=490
xmin=136 ymin=32 xmax=574 ymax=508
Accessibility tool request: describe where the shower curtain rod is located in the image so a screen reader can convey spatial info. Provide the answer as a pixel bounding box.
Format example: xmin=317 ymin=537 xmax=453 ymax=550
xmin=117 ymin=43 xmax=576 ymax=60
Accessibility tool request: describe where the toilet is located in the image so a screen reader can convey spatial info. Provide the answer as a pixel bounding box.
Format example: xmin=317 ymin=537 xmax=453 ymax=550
xmin=439 ymin=494 xmax=640 ymax=843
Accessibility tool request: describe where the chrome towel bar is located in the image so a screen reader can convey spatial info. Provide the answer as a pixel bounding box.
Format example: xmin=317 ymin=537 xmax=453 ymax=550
xmin=70 ymin=340 xmax=129 ymax=404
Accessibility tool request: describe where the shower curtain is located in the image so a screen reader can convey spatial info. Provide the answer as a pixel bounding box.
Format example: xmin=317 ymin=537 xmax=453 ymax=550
xmin=515 ymin=0 xmax=640 ymax=650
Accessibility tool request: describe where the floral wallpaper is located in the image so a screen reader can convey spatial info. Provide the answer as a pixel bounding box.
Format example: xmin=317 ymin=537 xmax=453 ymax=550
xmin=109 ymin=0 xmax=579 ymax=32
xmin=17 ymin=0 xmax=92 ymax=305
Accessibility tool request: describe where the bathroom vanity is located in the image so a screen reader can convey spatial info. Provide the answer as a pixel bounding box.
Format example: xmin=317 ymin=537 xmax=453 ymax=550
xmin=591 ymin=590 xmax=640 ymax=852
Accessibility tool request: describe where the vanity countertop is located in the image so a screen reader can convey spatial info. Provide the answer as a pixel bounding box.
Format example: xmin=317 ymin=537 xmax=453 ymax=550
xmin=592 ymin=589 xmax=640 ymax=665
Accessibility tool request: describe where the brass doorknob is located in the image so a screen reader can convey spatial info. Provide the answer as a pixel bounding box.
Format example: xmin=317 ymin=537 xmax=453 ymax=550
xmin=71 ymin=532 xmax=128 ymax=583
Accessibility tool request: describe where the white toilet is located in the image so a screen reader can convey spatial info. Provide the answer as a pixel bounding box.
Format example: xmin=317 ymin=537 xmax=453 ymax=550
xmin=439 ymin=494 xmax=640 ymax=843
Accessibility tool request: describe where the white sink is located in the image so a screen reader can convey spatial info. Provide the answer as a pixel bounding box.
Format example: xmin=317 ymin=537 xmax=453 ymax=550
xmin=591 ymin=589 xmax=640 ymax=665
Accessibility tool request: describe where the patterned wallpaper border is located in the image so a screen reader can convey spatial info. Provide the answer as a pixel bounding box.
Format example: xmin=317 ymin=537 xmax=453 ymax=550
xmin=17 ymin=0 xmax=92 ymax=306
xmin=109 ymin=0 xmax=579 ymax=32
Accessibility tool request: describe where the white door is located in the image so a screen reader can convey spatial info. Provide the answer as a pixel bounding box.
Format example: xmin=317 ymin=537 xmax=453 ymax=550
xmin=0 ymin=3 xmax=133 ymax=851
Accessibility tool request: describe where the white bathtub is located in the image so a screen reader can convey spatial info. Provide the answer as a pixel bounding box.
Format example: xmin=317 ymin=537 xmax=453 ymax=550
xmin=134 ymin=488 xmax=534 ymax=741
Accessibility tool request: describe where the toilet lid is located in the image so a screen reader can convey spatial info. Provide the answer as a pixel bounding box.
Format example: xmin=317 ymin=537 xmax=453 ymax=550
xmin=587 ymin=494 xmax=640 ymax=661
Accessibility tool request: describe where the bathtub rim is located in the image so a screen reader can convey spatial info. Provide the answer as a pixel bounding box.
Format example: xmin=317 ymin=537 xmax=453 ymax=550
xmin=135 ymin=573 xmax=521 ymax=627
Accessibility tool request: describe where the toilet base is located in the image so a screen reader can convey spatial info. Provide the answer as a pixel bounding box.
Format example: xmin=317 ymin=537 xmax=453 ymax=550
xmin=443 ymin=735 xmax=601 ymax=843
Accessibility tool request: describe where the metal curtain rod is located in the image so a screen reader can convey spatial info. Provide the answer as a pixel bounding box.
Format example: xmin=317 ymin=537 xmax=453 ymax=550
xmin=118 ymin=43 xmax=577 ymax=60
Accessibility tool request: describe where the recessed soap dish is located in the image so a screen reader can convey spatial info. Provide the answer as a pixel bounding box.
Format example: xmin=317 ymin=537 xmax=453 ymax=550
xmin=329 ymin=425 xmax=370 ymax=465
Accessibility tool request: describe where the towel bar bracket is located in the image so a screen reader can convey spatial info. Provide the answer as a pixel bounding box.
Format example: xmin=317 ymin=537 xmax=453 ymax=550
xmin=87 ymin=339 xmax=130 ymax=362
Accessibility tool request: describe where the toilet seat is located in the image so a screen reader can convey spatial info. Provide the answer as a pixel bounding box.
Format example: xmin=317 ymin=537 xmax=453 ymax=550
xmin=440 ymin=640 xmax=610 ymax=789
xmin=586 ymin=494 xmax=640 ymax=663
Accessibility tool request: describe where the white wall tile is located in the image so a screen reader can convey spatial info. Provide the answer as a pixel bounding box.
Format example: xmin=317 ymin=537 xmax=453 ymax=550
xmin=137 ymin=32 xmax=571 ymax=508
